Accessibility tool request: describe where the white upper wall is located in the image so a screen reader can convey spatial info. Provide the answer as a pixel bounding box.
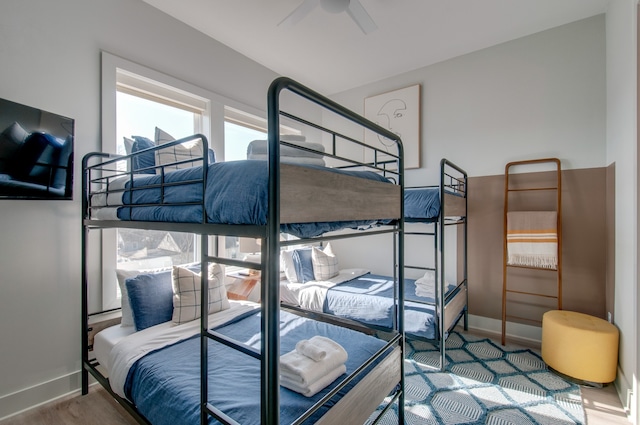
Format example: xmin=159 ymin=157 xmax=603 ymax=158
xmin=0 ymin=0 xmax=278 ymax=417
xmin=605 ymin=0 xmax=638 ymax=420
xmin=331 ymin=15 xmax=606 ymax=186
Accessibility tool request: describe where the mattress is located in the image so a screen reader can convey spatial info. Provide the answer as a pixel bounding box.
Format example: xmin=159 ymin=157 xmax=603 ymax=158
xmin=104 ymin=302 xmax=391 ymax=425
xmin=88 ymin=160 xmax=393 ymax=238
xmin=404 ymin=187 xmax=441 ymax=222
xmin=93 ymin=324 xmax=135 ymax=374
xmin=286 ymin=272 xmax=457 ymax=340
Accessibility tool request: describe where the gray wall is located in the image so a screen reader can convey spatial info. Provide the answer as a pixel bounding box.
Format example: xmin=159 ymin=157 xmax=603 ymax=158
xmin=605 ymin=0 xmax=638 ymax=419
xmin=331 ymin=10 xmax=639 ymax=417
xmin=0 ymin=0 xmax=637 ymax=421
xmin=331 ymin=16 xmax=607 ymax=304
xmin=331 ymin=16 xmax=606 ymax=182
xmin=0 ymin=0 xmax=278 ymax=418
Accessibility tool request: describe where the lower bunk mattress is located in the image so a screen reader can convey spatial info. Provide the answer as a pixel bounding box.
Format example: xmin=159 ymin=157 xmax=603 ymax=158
xmin=283 ymin=272 xmax=462 ymax=340
xmin=96 ymin=301 xmax=395 ymax=425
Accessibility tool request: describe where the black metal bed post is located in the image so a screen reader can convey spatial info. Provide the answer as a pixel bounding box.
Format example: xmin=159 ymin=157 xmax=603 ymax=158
xmin=439 ymin=159 xmax=447 ymax=372
xmin=397 ymin=141 xmax=405 ymax=425
xmin=81 ymin=155 xmax=90 ymax=396
xmin=199 ymin=142 xmax=210 ymax=425
xmin=265 ymin=78 xmax=284 ymax=425
xmin=200 ymin=233 xmax=210 ymax=425
xmin=462 ymin=165 xmax=469 ymax=331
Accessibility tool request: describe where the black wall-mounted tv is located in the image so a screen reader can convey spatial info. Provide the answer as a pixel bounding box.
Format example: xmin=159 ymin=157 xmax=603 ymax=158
xmin=0 ymin=97 xmax=74 ymax=200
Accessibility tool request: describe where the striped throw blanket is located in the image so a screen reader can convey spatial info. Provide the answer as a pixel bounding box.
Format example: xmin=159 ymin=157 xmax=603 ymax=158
xmin=507 ymin=211 xmax=558 ymax=269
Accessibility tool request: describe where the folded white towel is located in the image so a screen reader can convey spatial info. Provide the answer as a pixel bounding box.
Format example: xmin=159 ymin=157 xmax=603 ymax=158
xmin=415 ymin=270 xmax=436 ymax=287
xmin=281 ymin=364 xmax=347 ymax=397
xmin=415 ymin=285 xmax=436 ymax=298
xmin=295 ymin=335 xmax=345 ymax=362
xmin=295 ymin=339 xmax=327 ymax=362
xmin=280 ymin=337 xmax=348 ymax=386
xmin=414 ymin=271 xmax=454 ymax=297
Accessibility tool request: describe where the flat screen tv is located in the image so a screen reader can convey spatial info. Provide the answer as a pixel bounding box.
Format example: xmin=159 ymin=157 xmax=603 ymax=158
xmin=0 ymin=97 xmax=74 ymax=200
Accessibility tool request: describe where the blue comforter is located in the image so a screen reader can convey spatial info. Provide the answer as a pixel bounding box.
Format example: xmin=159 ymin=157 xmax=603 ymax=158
xmin=323 ymin=274 xmax=456 ymax=339
xmin=114 ymin=160 xmax=392 ymax=238
xmin=404 ymin=187 xmax=441 ymax=222
xmin=125 ymin=310 xmax=389 ymax=425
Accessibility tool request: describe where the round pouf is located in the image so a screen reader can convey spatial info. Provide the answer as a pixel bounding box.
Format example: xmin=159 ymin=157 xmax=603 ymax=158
xmin=541 ymin=310 xmax=619 ymax=384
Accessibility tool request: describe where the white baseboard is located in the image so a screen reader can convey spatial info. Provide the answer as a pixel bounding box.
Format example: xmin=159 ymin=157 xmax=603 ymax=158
xmin=614 ymin=366 xmax=636 ymax=423
xmin=0 ymin=371 xmax=82 ymax=421
xmin=464 ymin=314 xmax=542 ymax=347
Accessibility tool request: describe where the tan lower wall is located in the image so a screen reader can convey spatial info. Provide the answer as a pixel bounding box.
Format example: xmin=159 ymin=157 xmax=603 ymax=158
xmin=606 ymin=162 xmax=615 ymax=323
xmin=467 ymin=166 xmax=608 ymax=325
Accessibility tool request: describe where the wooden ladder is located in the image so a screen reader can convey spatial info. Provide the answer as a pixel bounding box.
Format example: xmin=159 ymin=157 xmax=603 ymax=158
xmin=501 ymin=158 xmax=562 ymax=345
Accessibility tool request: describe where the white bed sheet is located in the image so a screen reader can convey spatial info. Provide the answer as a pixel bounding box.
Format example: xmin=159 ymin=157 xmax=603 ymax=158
xmin=95 ymin=300 xmax=260 ymax=399
xmin=90 ymin=174 xmax=147 ymax=208
xmin=282 ymin=268 xmax=370 ymax=311
xmin=93 ymin=324 xmax=136 ymax=374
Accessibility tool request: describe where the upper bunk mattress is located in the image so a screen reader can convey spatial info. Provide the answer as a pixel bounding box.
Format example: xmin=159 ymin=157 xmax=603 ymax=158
xmin=89 ymin=160 xmax=396 ymax=238
xmin=404 ymin=188 xmax=440 ymax=222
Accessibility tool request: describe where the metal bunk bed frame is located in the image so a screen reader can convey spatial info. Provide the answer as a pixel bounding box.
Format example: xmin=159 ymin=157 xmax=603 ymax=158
xmin=81 ymin=77 xmax=406 ymax=425
xmin=403 ymin=158 xmax=468 ymax=371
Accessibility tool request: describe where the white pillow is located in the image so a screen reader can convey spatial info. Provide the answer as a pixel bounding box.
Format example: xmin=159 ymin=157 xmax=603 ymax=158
xmin=281 ymin=250 xmax=299 ymax=283
xmin=172 ymin=263 xmax=230 ymax=325
xmin=116 ymin=267 xmax=172 ymax=327
xmin=154 ymin=127 xmax=204 ymax=173
xmin=123 ymin=136 xmax=134 ymax=155
xmin=312 ymin=243 xmax=339 ymax=281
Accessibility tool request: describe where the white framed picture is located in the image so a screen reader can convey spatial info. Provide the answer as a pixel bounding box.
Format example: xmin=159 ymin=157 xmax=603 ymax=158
xmin=364 ymin=84 xmax=421 ymax=169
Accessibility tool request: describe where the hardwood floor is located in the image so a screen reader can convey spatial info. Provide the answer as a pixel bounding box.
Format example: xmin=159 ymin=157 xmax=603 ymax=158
xmin=0 ymin=386 xmax=138 ymax=425
xmin=0 ymin=377 xmax=630 ymax=424
xmin=0 ymin=328 xmax=631 ymax=424
xmin=583 ymin=384 xmax=630 ymax=425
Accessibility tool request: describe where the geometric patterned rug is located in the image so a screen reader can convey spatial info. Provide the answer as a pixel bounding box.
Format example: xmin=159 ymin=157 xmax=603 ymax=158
xmin=366 ymin=332 xmax=586 ymax=425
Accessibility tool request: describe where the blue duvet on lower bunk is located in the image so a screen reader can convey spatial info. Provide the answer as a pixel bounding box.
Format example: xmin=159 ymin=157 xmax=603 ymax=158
xmin=323 ymin=274 xmax=456 ymax=340
xmin=113 ymin=160 xmax=393 ymax=238
xmin=124 ymin=310 xmax=388 ymax=425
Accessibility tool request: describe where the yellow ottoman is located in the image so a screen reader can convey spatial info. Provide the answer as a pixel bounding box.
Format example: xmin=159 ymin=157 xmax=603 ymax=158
xmin=541 ymin=310 xmax=619 ymax=384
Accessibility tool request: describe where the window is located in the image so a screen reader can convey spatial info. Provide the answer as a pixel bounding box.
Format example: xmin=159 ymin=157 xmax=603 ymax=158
xmin=100 ymin=52 xmax=300 ymax=309
xmin=101 ymin=52 xmax=217 ymax=310
xmin=115 ymin=84 xmax=201 ymax=271
xmin=220 ymin=107 xmax=300 ymax=260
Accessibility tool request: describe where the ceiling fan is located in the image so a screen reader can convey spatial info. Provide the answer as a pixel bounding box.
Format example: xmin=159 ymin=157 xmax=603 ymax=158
xmin=279 ymin=0 xmax=378 ymax=35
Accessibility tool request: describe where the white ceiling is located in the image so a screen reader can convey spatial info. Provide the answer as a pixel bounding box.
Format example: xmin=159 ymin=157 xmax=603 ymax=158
xmin=142 ymin=0 xmax=611 ymax=95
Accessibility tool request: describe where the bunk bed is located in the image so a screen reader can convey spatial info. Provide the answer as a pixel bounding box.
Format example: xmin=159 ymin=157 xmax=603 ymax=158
xmin=280 ymin=158 xmax=468 ymax=370
xmin=81 ymin=77 xmax=405 ymax=425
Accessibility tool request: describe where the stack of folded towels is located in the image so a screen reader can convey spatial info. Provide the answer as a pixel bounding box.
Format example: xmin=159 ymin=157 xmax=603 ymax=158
xmin=280 ymin=336 xmax=348 ymax=397
xmin=415 ymin=270 xmax=439 ymax=298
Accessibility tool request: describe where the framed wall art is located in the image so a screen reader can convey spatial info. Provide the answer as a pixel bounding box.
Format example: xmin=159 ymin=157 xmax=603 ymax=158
xmin=364 ymin=84 xmax=420 ymax=169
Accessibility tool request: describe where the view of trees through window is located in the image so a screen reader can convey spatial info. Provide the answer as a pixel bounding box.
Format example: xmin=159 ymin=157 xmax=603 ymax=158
xmin=115 ymin=78 xmax=270 ymax=267
xmin=115 ymin=89 xmax=199 ymax=269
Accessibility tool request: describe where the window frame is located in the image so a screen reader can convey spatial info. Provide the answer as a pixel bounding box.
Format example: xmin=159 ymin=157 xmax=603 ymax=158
xmin=100 ymin=52 xmax=273 ymax=310
xmin=100 ymin=52 xmax=306 ymax=310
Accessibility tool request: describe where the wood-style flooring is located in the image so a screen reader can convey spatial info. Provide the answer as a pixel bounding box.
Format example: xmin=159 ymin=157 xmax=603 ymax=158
xmin=0 ymin=377 xmax=630 ymax=424
xmin=0 ymin=328 xmax=631 ymax=425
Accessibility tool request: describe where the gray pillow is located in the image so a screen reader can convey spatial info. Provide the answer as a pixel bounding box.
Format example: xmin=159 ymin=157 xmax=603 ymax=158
xmin=0 ymin=122 xmax=29 ymax=173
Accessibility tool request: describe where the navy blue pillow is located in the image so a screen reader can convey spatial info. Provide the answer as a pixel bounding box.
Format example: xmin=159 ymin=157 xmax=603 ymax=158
xmin=292 ymin=248 xmax=315 ymax=283
xmin=131 ymin=136 xmax=156 ymax=174
xmin=30 ymin=134 xmax=72 ymax=189
xmin=125 ymin=270 xmax=173 ymax=331
xmin=9 ymin=132 xmax=63 ymax=184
